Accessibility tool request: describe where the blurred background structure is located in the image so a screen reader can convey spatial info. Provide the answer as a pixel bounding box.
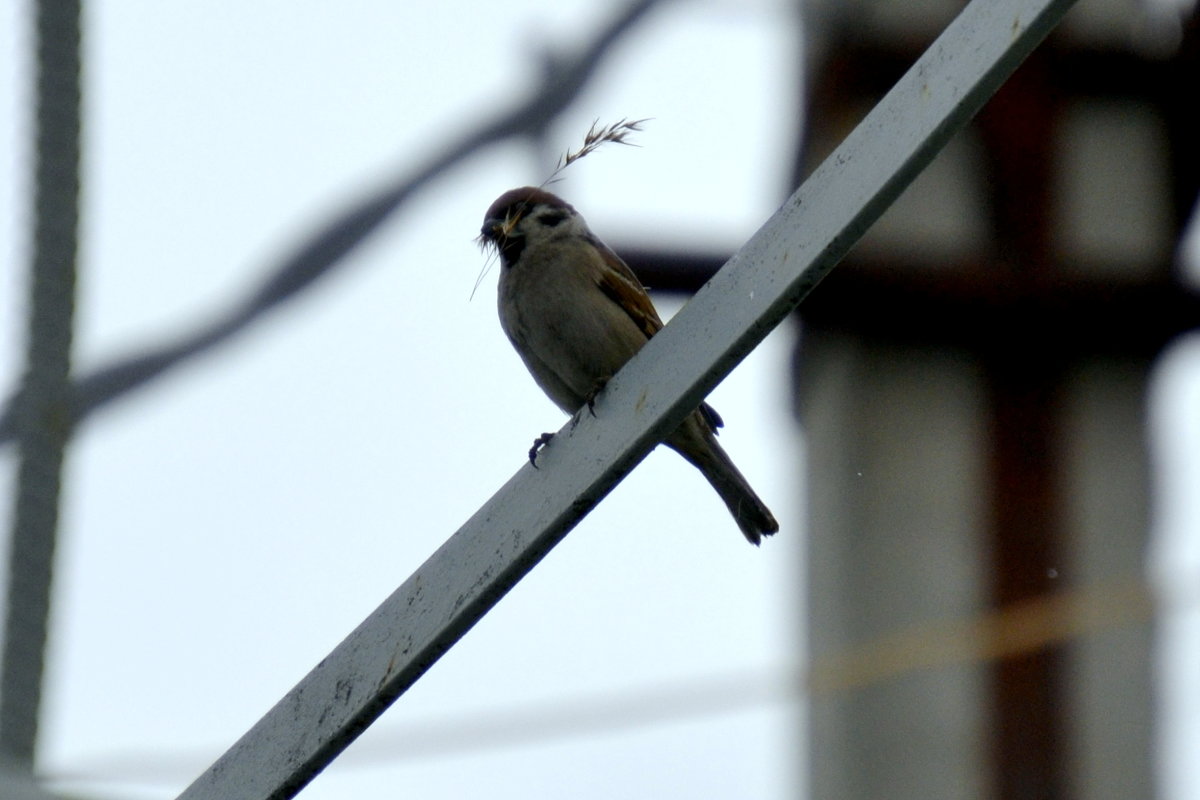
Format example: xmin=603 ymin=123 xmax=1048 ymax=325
xmin=794 ymin=1 xmax=1198 ymax=798
xmin=1 ymin=0 xmax=1198 ymax=799
xmin=615 ymin=0 xmax=1198 ymax=797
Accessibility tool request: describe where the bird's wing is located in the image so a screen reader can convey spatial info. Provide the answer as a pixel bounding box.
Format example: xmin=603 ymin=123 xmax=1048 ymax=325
xmin=589 ymin=237 xmax=727 ymax=433
xmin=590 ymin=237 xmax=664 ymax=340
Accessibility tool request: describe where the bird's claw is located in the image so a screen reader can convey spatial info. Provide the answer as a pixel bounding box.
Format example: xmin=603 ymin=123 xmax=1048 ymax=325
xmin=528 ymin=432 xmax=555 ymax=468
xmin=585 ymin=376 xmax=611 ymax=417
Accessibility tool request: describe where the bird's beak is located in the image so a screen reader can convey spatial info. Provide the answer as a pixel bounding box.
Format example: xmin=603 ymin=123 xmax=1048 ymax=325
xmin=481 ymin=218 xmax=505 ymax=240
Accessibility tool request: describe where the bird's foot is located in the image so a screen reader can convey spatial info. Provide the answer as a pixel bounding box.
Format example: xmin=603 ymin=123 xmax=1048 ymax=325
xmin=584 ymin=376 xmax=611 ymax=417
xmin=528 ymin=432 xmax=555 ymax=467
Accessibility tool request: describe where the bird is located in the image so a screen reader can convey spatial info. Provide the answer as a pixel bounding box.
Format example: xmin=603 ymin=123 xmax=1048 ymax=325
xmin=478 ymin=186 xmax=778 ymax=545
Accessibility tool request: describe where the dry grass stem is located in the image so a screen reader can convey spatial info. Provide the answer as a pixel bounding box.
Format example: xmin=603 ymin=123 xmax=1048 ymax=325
xmin=547 ymin=117 xmax=649 ymax=184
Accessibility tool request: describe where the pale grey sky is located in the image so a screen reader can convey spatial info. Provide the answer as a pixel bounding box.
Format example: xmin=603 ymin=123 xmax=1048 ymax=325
xmin=2 ymin=2 xmax=1198 ymax=800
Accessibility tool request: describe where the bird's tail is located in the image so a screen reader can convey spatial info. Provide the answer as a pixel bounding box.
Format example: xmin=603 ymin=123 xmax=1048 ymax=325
xmin=668 ymin=414 xmax=779 ymax=545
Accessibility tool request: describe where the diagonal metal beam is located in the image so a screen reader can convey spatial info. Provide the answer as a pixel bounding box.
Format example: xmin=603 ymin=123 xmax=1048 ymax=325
xmin=177 ymin=0 xmax=1077 ymax=797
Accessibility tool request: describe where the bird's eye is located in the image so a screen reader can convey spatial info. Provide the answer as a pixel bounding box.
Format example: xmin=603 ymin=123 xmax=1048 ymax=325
xmin=537 ymin=210 xmax=568 ymax=227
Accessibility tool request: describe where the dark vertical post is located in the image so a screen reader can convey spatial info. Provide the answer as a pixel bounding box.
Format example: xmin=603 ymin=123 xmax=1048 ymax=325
xmin=977 ymin=52 xmax=1068 ymax=800
xmin=1 ymin=0 xmax=83 ymax=767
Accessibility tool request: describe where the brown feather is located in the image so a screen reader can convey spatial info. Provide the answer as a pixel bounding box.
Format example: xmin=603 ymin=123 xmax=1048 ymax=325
xmin=591 ymin=239 xmax=664 ymax=340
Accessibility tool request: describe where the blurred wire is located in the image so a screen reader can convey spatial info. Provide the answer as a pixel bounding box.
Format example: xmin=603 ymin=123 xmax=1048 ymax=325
xmin=40 ymin=572 xmax=1160 ymax=788
xmin=1 ymin=0 xmax=82 ymax=770
xmin=808 ymin=576 xmax=1154 ymax=692
xmin=43 ymin=668 xmax=791 ymax=788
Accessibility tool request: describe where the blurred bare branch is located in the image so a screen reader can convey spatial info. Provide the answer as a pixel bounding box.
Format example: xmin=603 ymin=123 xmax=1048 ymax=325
xmin=0 ymin=0 xmax=671 ymax=446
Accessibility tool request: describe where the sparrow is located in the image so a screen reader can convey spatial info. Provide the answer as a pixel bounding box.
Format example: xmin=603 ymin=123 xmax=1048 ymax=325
xmin=478 ymin=186 xmax=778 ymax=545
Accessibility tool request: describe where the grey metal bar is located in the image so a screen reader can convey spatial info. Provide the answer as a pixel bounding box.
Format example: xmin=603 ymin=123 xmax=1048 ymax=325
xmin=178 ymin=0 xmax=1077 ymax=797
xmin=1 ymin=0 xmax=82 ymax=770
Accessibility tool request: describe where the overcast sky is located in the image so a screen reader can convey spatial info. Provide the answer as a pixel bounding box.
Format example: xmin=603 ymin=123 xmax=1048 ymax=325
xmin=1 ymin=2 xmax=803 ymax=798
xmin=1 ymin=2 xmax=1197 ymax=800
